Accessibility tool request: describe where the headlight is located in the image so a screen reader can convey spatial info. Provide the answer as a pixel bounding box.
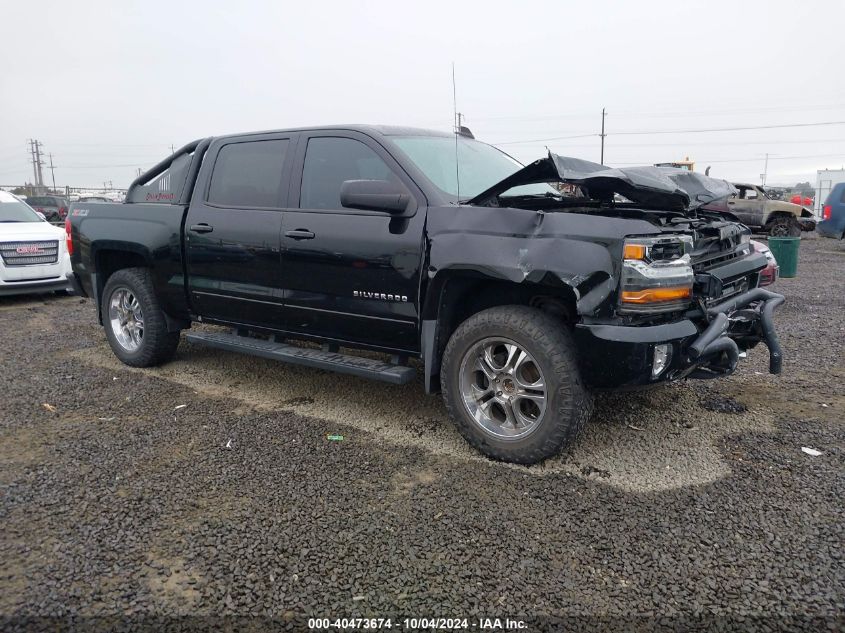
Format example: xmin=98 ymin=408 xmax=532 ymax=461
xmin=619 ymin=236 xmax=694 ymax=313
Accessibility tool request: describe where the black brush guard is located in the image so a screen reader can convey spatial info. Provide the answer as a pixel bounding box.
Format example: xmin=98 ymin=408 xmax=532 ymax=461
xmin=686 ymin=288 xmax=785 ymax=379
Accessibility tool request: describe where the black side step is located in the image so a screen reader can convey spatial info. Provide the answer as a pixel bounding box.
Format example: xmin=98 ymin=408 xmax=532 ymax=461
xmin=185 ymin=331 xmax=416 ymax=385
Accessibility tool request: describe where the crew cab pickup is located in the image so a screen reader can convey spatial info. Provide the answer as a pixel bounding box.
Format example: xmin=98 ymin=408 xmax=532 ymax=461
xmin=67 ymin=125 xmax=785 ymax=464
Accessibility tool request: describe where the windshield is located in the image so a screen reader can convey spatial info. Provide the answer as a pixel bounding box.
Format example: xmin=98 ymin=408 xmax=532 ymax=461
xmin=392 ymin=136 xmax=557 ymax=200
xmin=0 ymin=192 xmax=44 ymax=222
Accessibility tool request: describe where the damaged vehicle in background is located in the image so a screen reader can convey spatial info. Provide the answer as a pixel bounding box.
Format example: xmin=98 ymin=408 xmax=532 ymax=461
xmin=729 ymin=183 xmax=816 ymax=237
xmin=67 ymin=126 xmax=785 ymax=464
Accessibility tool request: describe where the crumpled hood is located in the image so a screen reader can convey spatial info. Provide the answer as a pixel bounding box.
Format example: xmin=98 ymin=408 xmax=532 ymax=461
xmin=468 ymin=153 xmax=737 ymax=212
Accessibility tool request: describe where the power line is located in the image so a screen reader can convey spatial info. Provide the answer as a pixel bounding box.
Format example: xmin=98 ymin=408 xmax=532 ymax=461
xmin=611 ymin=152 xmax=845 ymax=166
xmin=613 ymin=121 xmax=845 ymax=136
xmin=469 ymin=101 xmax=845 ymax=123
xmin=58 ymin=162 xmax=151 ymax=169
xmin=595 ymin=137 xmax=845 ymax=148
xmin=492 ymin=137 xmax=845 ymax=151
xmin=610 ymin=102 xmax=845 ymax=120
xmin=492 ymin=121 xmax=845 ymax=146
xmin=37 ymin=142 xmax=175 ymax=148
xmin=495 ymin=133 xmax=598 ymax=146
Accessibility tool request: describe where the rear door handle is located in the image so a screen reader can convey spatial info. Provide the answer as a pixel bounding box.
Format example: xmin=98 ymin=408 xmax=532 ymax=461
xmin=285 ymin=229 xmax=315 ymax=240
xmin=190 ymin=223 xmax=214 ymax=233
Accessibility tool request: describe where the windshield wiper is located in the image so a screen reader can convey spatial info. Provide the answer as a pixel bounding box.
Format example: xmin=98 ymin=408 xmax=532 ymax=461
xmin=459 ymin=190 xmax=565 ymax=206
xmin=503 ymin=191 xmax=565 ymax=200
xmin=0 ymin=220 xmax=25 ymax=223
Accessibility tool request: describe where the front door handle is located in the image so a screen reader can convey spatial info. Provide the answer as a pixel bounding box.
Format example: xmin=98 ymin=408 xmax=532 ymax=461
xmin=190 ymin=223 xmax=214 ymax=233
xmin=285 ymin=229 xmax=315 ymax=240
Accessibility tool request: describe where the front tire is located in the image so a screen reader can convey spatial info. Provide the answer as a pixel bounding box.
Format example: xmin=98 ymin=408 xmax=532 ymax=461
xmin=102 ymin=268 xmax=180 ymax=367
xmin=441 ymin=305 xmax=592 ymax=464
xmin=768 ymin=216 xmax=801 ymax=237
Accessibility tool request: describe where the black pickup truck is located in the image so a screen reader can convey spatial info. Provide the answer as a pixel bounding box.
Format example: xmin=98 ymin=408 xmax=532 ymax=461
xmin=67 ymin=125 xmax=784 ymax=464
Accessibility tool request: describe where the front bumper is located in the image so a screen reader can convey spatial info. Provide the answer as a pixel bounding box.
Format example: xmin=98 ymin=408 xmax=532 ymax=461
xmin=573 ymin=288 xmax=785 ymax=389
xmin=0 ymin=256 xmax=75 ymax=297
xmin=0 ymin=275 xmax=75 ymax=296
xmin=799 ymin=217 xmax=817 ymax=232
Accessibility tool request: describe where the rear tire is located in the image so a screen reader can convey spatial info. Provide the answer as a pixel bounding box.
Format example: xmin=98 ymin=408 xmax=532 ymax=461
xmin=102 ymin=268 xmax=180 ymax=367
xmin=768 ymin=216 xmax=801 ymax=237
xmin=441 ymin=305 xmax=592 ymax=464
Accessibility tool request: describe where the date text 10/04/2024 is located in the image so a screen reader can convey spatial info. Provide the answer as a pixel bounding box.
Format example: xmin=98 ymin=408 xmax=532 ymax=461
xmin=308 ymin=617 xmax=529 ymax=630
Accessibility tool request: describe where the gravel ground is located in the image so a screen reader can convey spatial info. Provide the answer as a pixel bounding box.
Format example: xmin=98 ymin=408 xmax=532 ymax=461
xmin=1 ymin=236 xmax=843 ymax=632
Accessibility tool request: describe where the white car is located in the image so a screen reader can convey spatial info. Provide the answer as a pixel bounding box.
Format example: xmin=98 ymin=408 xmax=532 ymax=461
xmin=0 ymin=191 xmax=73 ymax=296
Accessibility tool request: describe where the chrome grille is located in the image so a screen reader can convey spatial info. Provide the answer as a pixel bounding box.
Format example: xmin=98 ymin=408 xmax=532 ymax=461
xmin=0 ymin=241 xmax=59 ymax=266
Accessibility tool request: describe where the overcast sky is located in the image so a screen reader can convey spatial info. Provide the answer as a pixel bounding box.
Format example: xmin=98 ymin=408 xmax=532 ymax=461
xmin=1 ymin=0 xmax=843 ymax=190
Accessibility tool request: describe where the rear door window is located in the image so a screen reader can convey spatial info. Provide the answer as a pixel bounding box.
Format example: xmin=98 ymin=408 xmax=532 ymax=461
xmin=207 ymin=140 xmax=290 ymax=208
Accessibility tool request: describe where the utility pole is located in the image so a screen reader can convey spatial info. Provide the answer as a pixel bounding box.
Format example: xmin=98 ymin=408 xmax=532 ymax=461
xmin=761 ymin=153 xmax=769 ymax=186
xmin=29 ymin=140 xmax=38 ymax=185
xmin=170 ymin=144 xmax=176 ymax=155
xmin=600 ymin=108 xmax=607 ymax=165
xmin=34 ymin=140 xmax=45 ymax=188
xmin=48 ymin=153 xmax=57 ymax=191
xmin=29 ymin=139 xmax=46 ymax=189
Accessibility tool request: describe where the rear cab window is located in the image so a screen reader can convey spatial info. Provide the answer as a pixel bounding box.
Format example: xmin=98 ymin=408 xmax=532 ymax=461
xmin=129 ymin=150 xmax=197 ymax=204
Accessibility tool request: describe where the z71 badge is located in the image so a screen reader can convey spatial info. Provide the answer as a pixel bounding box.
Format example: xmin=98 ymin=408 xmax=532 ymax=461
xmin=354 ymin=291 xmax=408 ymax=302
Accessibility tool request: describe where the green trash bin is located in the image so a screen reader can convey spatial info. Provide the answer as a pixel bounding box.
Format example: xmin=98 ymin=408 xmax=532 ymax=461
xmin=767 ymin=236 xmax=800 ymax=278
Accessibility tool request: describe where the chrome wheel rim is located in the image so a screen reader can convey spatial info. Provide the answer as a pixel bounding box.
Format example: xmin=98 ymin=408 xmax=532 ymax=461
xmin=108 ymin=287 xmax=144 ymax=352
xmin=458 ymin=337 xmax=547 ymax=441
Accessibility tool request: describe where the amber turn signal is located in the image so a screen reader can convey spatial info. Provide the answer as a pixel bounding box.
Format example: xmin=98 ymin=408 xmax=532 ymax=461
xmin=623 ymin=243 xmax=647 ymax=260
xmin=621 ymin=286 xmax=692 ymax=304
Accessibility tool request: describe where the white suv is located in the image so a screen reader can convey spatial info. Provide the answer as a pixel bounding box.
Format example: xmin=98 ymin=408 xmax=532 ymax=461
xmin=0 ymin=191 xmax=73 ymax=296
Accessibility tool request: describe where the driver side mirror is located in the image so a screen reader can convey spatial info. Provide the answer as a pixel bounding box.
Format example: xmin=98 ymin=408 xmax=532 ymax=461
xmin=340 ymin=179 xmax=410 ymax=213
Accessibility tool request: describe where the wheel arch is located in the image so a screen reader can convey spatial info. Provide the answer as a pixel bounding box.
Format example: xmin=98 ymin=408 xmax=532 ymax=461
xmin=421 ymin=270 xmax=582 ymax=394
xmin=765 ymin=210 xmax=800 ymax=227
xmin=92 ymin=246 xmax=186 ymax=332
xmin=91 ymin=247 xmax=150 ymax=324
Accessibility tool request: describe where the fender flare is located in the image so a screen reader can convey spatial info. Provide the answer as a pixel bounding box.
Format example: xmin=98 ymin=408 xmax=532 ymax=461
xmin=419 ymin=267 xmax=611 ymax=393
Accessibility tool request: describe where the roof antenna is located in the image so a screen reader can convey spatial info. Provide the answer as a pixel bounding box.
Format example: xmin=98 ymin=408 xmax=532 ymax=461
xmin=452 ymin=62 xmax=461 ymax=202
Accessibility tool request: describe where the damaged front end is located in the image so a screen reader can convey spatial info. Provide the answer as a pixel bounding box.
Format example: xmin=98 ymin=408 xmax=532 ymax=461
xmin=427 ymin=152 xmax=785 ymax=390
xmin=570 ymin=235 xmax=785 ymax=388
